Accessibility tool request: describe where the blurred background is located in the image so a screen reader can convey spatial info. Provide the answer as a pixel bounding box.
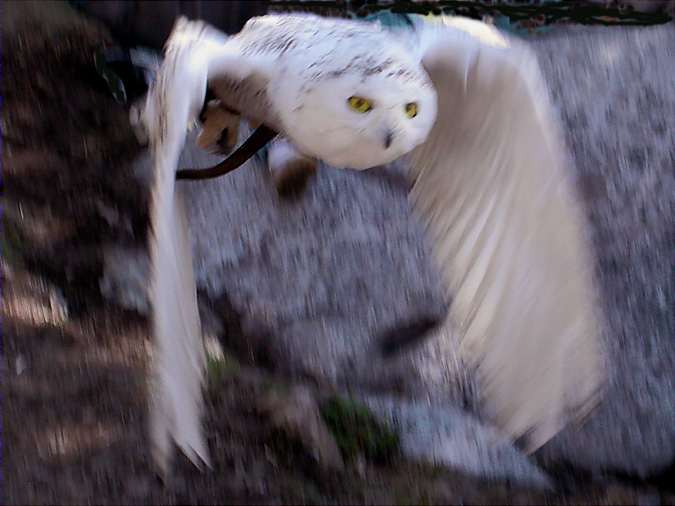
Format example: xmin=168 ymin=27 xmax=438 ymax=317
xmin=2 ymin=1 xmax=674 ymax=505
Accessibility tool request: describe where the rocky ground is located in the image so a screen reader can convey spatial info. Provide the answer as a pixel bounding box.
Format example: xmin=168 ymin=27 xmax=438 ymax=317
xmin=2 ymin=2 xmax=673 ymax=505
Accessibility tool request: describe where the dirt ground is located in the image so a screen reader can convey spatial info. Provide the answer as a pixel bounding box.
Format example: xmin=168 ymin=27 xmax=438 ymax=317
xmin=1 ymin=4 xmax=671 ymax=505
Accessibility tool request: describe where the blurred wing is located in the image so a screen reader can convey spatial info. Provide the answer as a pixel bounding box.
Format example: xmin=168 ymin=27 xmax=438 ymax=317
xmin=142 ymin=17 xmax=273 ymax=476
xmin=408 ymin=18 xmax=604 ymax=451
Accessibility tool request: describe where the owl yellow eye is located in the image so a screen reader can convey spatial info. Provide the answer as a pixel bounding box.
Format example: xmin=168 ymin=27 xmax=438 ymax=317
xmin=405 ymin=102 xmax=418 ymax=118
xmin=348 ymin=96 xmax=372 ymax=113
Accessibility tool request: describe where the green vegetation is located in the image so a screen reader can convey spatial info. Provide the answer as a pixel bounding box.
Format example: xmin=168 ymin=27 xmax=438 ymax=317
xmin=1 ymin=218 xmax=27 ymax=268
xmin=206 ymin=350 xmax=240 ymax=386
xmin=320 ymin=395 xmax=400 ymax=464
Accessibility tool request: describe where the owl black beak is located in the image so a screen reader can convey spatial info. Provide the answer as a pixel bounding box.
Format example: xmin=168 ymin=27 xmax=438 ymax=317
xmin=383 ymin=130 xmax=394 ymax=149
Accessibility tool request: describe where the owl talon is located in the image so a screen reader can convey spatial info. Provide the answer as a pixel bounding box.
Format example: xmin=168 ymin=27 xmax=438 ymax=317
xmin=268 ymin=138 xmax=317 ymax=199
xmin=196 ymin=100 xmax=240 ymax=154
xmin=274 ymin=160 xmax=317 ymax=199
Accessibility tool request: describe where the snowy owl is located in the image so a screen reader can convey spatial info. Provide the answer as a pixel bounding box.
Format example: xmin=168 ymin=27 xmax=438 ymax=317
xmin=141 ymin=13 xmax=604 ymax=476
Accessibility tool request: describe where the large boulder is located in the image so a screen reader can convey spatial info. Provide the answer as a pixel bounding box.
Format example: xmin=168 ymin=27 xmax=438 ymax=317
xmin=530 ymin=24 xmax=675 ymax=477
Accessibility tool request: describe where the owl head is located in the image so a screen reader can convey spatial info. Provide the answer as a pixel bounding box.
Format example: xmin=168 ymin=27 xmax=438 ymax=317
xmin=273 ymin=44 xmax=438 ymax=170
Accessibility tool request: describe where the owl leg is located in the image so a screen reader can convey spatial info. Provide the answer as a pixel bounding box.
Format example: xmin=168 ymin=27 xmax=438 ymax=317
xmin=268 ymin=137 xmax=317 ymax=199
xmin=191 ymin=98 xmax=316 ymax=197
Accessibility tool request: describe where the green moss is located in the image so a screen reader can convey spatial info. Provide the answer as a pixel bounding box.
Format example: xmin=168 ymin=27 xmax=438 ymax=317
xmin=261 ymin=380 xmax=291 ymax=397
xmin=1 ymin=217 xmax=27 ymax=268
xmin=206 ymin=351 xmax=240 ymax=386
xmin=319 ymin=395 xmax=400 ymax=464
xmin=395 ymin=491 xmax=433 ymax=506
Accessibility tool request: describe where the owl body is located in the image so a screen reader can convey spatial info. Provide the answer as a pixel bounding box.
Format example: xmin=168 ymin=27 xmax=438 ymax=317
xmin=219 ymin=14 xmax=437 ymax=168
xmin=146 ymin=13 xmax=605 ymax=474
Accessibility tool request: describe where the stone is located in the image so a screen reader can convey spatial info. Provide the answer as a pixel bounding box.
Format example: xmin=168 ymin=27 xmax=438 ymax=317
xmin=99 ymin=245 xmax=150 ymax=314
xmin=530 ymin=24 xmax=675 ymax=478
xmin=257 ymin=385 xmax=345 ymax=472
xmin=362 ymin=395 xmax=552 ymax=489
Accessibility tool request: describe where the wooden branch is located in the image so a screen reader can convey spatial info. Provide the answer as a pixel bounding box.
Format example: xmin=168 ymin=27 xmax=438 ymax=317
xmin=270 ymin=1 xmax=673 ymax=27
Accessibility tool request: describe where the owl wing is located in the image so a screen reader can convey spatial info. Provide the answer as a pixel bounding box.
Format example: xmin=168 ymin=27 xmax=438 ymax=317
xmin=142 ymin=17 xmax=275 ymax=477
xmin=407 ymin=17 xmax=604 ymax=451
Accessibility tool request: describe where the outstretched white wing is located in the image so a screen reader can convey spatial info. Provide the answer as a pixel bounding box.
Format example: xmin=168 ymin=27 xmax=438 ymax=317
xmin=142 ymin=17 xmax=274 ymax=477
xmin=408 ymin=17 xmax=604 ymax=451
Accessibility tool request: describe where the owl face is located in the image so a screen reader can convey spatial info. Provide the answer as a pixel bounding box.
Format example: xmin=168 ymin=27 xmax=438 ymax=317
xmin=276 ymin=58 xmax=438 ymax=170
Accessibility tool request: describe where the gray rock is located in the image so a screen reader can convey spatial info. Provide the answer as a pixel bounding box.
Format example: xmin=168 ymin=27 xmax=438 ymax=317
xmin=362 ymin=395 xmax=552 ymax=489
xmin=183 ymin=134 xmax=462 ymax=400
xmin=99 ymin=245 xmax=150 ymax=314
xmin=530 ymin=24 xmax=675 ymax=477
xmin=257 ymin=385 xmax=345 ymax=472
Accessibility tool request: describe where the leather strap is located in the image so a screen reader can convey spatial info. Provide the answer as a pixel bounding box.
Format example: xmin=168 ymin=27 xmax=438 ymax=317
xmin=176 ymin=124 xmax=278 ymax=181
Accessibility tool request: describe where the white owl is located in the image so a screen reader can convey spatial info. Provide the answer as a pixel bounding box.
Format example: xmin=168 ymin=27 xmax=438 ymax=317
xmin=141 ymin=13 xmax=604 ymax=476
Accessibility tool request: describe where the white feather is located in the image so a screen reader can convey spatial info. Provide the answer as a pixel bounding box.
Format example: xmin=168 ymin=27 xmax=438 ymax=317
xmin=408 ymin=18 xmax=604 ymax=451
xmin=143 ymin=17 xmax=273 ymax=476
